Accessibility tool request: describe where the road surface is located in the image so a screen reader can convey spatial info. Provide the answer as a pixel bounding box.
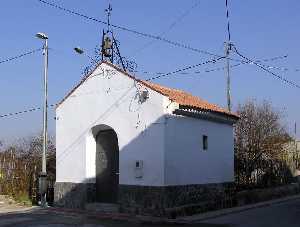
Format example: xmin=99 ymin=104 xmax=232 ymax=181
xmin=0 ymin=198 xmax=299 ymax=226
xmin=199 ymin=198 xmax=300 ymax=227
xmin=0 ymin=208 xmax=227 ymax=227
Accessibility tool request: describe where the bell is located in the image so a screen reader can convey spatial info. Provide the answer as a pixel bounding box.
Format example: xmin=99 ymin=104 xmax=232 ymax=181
xmin=102 ymin=36 xmax=112 ymax=57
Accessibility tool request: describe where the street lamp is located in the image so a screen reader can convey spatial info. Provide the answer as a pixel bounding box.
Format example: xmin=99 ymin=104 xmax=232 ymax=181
xmin=74 ymin=47 xmax=84 ymax=55
xmin=36 ymin=32 xmax=48 ymax=208
xmin=73 ymin=47 xmax=98 ymax=65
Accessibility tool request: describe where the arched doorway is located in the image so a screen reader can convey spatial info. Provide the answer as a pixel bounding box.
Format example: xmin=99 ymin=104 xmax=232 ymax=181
xmin=94 ymin=127 xmax=119 ymax=203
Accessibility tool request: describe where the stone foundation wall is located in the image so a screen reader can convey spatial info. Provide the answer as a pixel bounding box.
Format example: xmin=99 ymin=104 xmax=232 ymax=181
xmin=54 ymin=182 xmax=234 ymax=215
xmin=119 ymin=183 xmax=234 ymax=216
xmin=54 ymin=182 xmax=96 ymax=209
xmin=54 ymin=182 xmax=300 ymax=216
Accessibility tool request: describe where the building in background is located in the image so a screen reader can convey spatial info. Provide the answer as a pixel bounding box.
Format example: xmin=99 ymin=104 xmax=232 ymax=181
xmin=54 ymin=61 xmax=239 ymax=215
xmin=283 ymin=140 xmax=300 ymax=178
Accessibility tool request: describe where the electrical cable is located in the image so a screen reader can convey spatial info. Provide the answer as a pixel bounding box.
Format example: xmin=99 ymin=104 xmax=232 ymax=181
xmin=0 ymin=48 xmax=43 ymax=65
xmin=0 ymin=104 xmax=56 ymax=119
xmin=37 ymin=0 xmax=238 ymax=60
xmin=145 ymin=56 xmax=225 ymax=81
xmin=132 ymin=0 xmax=201 ymax=56
xmin=233 ymin=45 xmax=300 ymax=89
xmin=0 ymin=53 xmax=291 ymax=119
xmin=38 ymin=0 xmax=293 ymax=70
xmin=0 ymin=57 xmax=223 ymax=119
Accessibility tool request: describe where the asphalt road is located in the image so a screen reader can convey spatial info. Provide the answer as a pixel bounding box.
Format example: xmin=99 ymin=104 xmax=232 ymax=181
xmin=0 ymin=208 xmax=227 ymax=227
xmin=0 ymin=199 xmax=299 ymax=226
xmin=199 ymin=198 xmax=300 ymax=227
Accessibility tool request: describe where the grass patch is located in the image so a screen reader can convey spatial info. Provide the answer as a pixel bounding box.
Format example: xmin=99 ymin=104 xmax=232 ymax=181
xmin=14 ymin=193 xmax=32 ymax=206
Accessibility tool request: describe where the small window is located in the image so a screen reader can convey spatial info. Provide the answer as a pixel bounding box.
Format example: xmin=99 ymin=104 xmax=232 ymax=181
xmin=136 ymin=161 xmax=140 ymax=168
xmin=135 ymin=160 xmax=143 ymax=169
xmin=203 ymin=135 xmax=208 ymax=151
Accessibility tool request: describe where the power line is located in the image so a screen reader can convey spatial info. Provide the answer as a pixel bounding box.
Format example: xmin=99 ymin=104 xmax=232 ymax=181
xmin=0 ymin=54 xmax=290 ymax=120
xmin=132 ymin=0 xmax=201 ymax=56
xmin=166 ymin=1 xmax=201 ymax=32
xmin=0 ymin=48 xmax=42 ymax=65
xmin=0 ymin=104 xmax=56 ymax=119
xmin=0 ymin=57 xmax=224 ymax=119
xmin=84 ymin=54 xmax=287 ymax=78
xmin=37 ymin=0 xmax=232 ymax=59
xmin=38 ymin=0 xmax=292 ymax=69
xmin=145 ymin=56 xmax=225 ymax=81
xmin=233 ymin=45 xmax=300 ymax=89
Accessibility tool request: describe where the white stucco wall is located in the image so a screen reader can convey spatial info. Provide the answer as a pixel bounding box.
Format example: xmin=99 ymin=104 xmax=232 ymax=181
xmin=164 ymin=115 xmax=234 ymax=185
xmin=56 ymin=62 xmax=235 ymax=187
xmin=56 ymin=63 xmax=166 ymax=186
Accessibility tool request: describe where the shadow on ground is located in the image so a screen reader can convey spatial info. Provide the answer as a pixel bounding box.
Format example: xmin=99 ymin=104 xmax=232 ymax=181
xmin=0 ymin=208 xmax=231 ymax=227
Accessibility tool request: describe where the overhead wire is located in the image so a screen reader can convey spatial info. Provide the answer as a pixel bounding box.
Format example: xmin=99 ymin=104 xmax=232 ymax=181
xmin=0 ymin=53 xmax=291 ymax=120
xmin=0 ymin=47 xmax=291 ymax=120
xmin=132 ymin=0 xmax=201 ymax=56
xmin=0 ymin=48 xmax=43 ymax=65
xmin=38 ymin=0 xmax=294 ymax=71
xmin=232 ymin=45 xmax=300 ymax=89
xmin=145 ymin=56 xmax=225 ymax=81
xmin=37 ymin=0 xmax=244 ymax=61
xmin=0 ymin=57 xmax=224 ymax=119
xmin=0 ymin=104 xmax=57 ymax=119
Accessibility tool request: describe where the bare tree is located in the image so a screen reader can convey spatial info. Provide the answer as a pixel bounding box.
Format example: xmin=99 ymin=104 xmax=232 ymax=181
xmin=234 ymin=100 xmax=292 ymax=188
xmin=0 ymin=134 xmax=55 ymax=204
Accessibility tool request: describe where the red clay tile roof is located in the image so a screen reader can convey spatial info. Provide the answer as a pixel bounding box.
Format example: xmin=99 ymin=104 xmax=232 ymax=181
xmin=57 ymin=61 xmax=238 ymax=118
xmin=140 ymin=80 xmax=238 ymax=118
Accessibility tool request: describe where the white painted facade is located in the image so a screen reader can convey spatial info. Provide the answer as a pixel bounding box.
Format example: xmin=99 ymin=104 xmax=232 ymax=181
xmin=56 ymin=62 xmax=236 ymax=187
xmin=164 ymin=115 xmax=234 ymax=185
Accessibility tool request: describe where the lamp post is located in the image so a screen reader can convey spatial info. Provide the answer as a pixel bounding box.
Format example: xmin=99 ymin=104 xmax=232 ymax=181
xmin=36 ymin=32 xmax=48 ymax=207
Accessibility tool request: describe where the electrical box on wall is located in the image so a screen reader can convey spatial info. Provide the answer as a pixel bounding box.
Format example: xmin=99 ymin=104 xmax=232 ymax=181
xmin=135 ymin=160 xmax=143 ymax=178
xmin=139 ymin=90 xmax=149 ymax=103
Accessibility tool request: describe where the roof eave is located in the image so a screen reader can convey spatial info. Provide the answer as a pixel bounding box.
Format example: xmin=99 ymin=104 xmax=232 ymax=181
xmin=174 ymin=105 xmax=239 ymax=125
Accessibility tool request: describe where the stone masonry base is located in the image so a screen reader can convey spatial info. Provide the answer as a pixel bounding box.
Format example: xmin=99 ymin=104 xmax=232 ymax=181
xmin=54 ymin=182 xmax=96 ymax=209
xmin=54 ymin=182 xmax=234 ymax=216
xmin=119 ymin=183 xmax=234 ymax=216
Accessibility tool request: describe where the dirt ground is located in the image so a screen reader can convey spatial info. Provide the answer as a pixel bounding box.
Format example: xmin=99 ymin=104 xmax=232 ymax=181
xmin=0 ymin=195 xmax=33 ymax=213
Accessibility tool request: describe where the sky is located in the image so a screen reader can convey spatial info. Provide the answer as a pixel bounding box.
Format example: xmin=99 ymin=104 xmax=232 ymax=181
xmin=0 ymin=0 xmax=299 ymax=144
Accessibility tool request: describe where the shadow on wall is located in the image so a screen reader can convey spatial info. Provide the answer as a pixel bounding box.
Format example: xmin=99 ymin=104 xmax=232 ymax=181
xmin=54 ymin=115 xmax=239 ymax=216
xmin=53 ymin=110 xmax=298 ymax=217
xmin=54 ymin=115 xmax=166 ymax=210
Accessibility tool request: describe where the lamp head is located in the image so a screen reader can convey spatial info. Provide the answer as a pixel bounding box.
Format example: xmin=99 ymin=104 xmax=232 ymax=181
xmin=36 ymin=32 xmax=48 ymax=40
xmin=74 ymin=47 xmax=84 ymax=55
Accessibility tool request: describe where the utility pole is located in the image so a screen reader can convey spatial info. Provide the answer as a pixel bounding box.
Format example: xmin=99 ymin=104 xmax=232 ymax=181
xmin=36 ymin=32 xmax=49 ymax=207
xmin=225 ymin=0 xmax=232 ymax=112
xmin=225 ymin=42 xmax=232 ymax=112
xmin=295 ymin=121 xmax=297 ymax=139
xmin=295 ymin=121 xmax=298 ymax=157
